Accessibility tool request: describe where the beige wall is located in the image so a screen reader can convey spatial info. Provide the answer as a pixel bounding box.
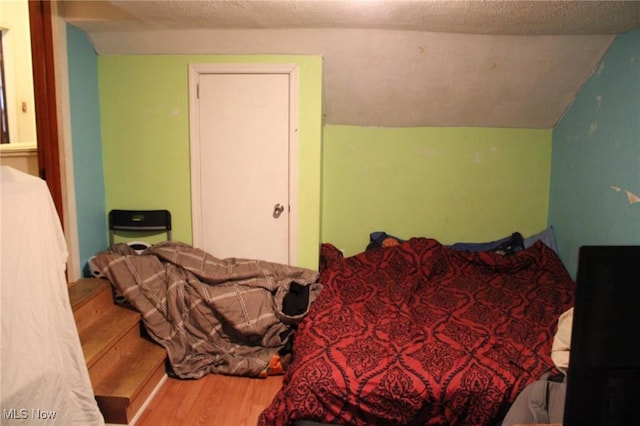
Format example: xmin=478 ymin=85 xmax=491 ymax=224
xmin=0 ymin=0 xmax=37 ymax=145
xmin=0 ymin=144 xmax=38 ymax=176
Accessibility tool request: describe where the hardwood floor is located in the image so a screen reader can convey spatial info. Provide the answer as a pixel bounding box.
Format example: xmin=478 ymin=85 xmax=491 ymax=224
xmin=134 ymin=374 xmax=284 ymax=426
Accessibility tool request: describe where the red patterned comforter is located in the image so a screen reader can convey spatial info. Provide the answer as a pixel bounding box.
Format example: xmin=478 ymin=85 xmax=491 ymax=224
xmin=259 ymin=238 xmax=575 ymax=426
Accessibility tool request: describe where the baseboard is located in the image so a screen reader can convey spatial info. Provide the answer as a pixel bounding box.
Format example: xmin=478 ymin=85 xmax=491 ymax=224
xmin=105 ymin=373 xmax=168 ymax=426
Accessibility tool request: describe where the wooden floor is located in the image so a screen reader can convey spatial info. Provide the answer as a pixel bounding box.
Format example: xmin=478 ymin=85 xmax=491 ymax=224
xmin=134 ymin=374 xmax=284 ymax=426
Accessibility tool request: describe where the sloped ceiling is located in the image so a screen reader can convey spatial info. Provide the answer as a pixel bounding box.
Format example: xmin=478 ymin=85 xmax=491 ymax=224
xmin=62 ymin=0 xmax=640 ymax=128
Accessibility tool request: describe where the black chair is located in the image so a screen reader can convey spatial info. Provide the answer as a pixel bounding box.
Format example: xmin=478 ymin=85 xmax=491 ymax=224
xmin=108 ymin=209 xmax=172 ymax=246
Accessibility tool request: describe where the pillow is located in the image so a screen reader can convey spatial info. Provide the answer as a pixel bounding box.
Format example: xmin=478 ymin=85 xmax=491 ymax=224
xmin=366 ymin=231 xmax=405 ymax=251
xmin=524 ymin=226 xmax=559 ymax=254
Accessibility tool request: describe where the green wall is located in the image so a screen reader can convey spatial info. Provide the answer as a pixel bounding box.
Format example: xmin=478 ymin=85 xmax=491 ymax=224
xmin=97 ymin=55 xmax=554 ymax=267
xmin=550 ymin=29 xmax=640 ymax=278
xmin=321 ymin=126 xmax=552 ymax=256
xmin=98 ymin=55 xmax=322 ymax=269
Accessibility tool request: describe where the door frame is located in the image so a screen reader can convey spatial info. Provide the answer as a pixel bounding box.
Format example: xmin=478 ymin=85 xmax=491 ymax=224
xmin=188 ymin=63 xmax=299 ymax=265
xmin=29 ymin=1 xmax=82 ymax=280
xmin=29 ymin=0 xmax=62 ymax=221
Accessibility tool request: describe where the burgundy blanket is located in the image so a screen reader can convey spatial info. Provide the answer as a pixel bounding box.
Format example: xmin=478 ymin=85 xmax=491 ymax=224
xmin=259 ymin=238 xmax=575 ymax=425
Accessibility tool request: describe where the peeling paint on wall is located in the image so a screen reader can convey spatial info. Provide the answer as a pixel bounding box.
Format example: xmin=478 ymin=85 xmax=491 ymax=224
xmin=565 ymin=135 xmax=578 ymax=144
xmin=596 ymin=95 xmax=603 ymax=111
xmin=550 ymin=30 xmax=640 ymax=278
xmin=611 ymin=186 xmax=640 ymax=205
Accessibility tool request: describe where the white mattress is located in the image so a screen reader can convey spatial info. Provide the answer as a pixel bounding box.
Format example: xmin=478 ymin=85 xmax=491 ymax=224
xmin=1 ymin=166 xmax=104 ymax=425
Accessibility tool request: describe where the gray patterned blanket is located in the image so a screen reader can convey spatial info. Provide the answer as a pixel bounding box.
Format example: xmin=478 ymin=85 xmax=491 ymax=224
xmin=89 ymin=242 xmax=321 ymax=378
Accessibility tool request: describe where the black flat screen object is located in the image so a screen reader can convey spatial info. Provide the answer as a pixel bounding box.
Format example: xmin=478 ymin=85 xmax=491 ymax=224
xmin=563 ymin=245 xmax=640 ymax=426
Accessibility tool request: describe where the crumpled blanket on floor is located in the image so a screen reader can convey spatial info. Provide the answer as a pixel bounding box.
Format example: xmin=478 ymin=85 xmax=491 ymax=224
xmin=89 ymin=242 xmax=321 ymax=379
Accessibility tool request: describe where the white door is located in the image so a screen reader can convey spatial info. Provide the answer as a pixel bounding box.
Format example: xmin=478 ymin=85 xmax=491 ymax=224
xmin=190 ymin=65 xmax=298 ymax=264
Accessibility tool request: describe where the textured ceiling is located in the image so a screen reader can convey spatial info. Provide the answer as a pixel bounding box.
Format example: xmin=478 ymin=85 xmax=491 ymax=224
xmin=62 ymin=0 xmax=640 ymax=128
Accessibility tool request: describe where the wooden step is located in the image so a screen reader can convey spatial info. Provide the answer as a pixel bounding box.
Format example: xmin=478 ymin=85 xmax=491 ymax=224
xmin=78 ymin=303 xmax=141 ymax=369
xmin=69 ymin=277 xmax=167 ymax=424
xmin=93 ymin=337 xmax=167 ymax=424
xmin=69 ymin=278 xmax=114 ymax=328
xmin=88 ymin=319 xmax=144 ymax=385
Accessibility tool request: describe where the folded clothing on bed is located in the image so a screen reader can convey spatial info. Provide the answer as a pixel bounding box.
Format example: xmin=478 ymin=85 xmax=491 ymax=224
xmin=449 ymin=231 xmax=525 ymax=255
xmin=367 ymin=226 xmax=559 ymax=256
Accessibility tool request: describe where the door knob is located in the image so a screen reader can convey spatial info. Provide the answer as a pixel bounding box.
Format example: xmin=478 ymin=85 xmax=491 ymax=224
xmin=273 ymin=203 xmax=285 ymax=218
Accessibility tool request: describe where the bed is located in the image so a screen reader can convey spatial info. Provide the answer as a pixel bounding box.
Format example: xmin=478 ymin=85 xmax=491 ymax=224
xmin=258 ymin=236 xmax=575 ymax=426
